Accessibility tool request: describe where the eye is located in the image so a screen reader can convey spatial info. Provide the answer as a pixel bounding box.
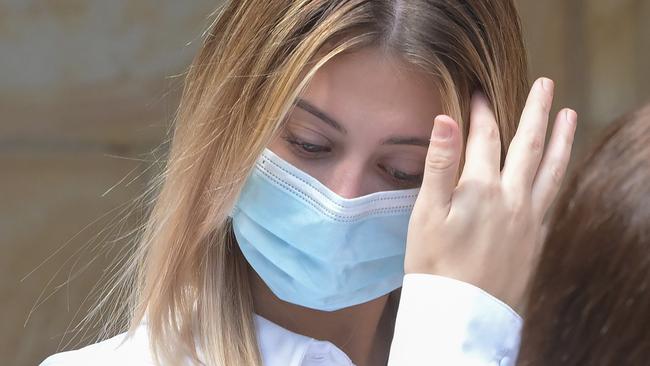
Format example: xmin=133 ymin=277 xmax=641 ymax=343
xmin=378 ymin=163 xmax=423 ymax=187
xmin=283 ymin=134 xmax=332 ymax=155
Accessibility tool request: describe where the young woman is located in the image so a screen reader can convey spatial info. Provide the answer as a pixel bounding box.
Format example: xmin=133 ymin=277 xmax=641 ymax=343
xmin=517 ymin=104 xmax=650 ymax=365
xmin=42 ymin=1 xmax=576 ymax=365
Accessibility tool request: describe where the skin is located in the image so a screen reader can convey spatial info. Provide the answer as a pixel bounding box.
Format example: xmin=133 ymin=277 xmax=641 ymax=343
xmin=406 ymin=79 xmax=577 ymax=313
xmin=269 ymin=47 xmax=442 ymax=195
xmin=251 ymin=46 xmax=577 ymax=366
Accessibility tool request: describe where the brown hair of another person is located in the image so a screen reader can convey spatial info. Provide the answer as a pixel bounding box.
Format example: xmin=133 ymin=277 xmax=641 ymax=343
xmin=518 ymin=103 xmax=650 ymax=365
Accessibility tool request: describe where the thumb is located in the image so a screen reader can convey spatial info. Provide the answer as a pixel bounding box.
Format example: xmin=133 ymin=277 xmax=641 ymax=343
xmin=419 ymin=115 xmax=462 ymax=213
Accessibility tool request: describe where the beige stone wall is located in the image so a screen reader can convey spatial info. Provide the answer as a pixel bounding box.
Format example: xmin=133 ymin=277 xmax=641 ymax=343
xmin=0 ymin=1 xmax=217 ymax=365
xmin=518 ymin=0 xmax=650 ymax=152
xmin=2 ymin=1 xmax=649 ymax=365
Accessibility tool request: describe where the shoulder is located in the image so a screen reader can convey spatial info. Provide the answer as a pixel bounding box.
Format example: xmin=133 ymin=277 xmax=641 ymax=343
xmin=41 ymin=315 xmax=353 ymax=366
xmin=40 ymin=324 xmax=156 ymax=366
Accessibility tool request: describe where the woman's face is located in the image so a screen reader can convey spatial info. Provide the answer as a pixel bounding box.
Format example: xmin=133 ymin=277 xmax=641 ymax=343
xmin=268 ymin=46 xmax=443 ymax=198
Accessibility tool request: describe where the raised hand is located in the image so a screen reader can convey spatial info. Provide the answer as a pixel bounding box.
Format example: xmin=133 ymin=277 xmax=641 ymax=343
xmin=404 ymin=77 xmax=577 ymax=313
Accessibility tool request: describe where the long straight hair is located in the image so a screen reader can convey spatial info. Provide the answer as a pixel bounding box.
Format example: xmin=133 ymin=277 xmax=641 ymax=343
xmin=518 ymin=104 xmax=650 ymax=365
xmin=113 ymin=1 xmax=530 ymax=364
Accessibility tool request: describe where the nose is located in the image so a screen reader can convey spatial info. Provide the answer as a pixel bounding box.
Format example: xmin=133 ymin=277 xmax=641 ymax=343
xmin=319 ymin=159 xmax=368 ymax=199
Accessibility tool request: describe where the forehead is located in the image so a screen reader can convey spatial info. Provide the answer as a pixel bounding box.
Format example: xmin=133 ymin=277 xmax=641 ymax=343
xmin=300 ymin=46 xmax=442 ymax=137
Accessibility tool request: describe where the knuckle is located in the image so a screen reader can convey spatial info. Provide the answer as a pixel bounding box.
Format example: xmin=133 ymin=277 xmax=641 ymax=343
xmin=460 ymin=179 xmax=501 ymax=199
xmin=471 ymin=119 xmax=500 ymax=142
xmin=426 ymin=152 xmax=456 ymax=172
xmin=481 ymin=123 xmax=500 ymax=141
xmin=527 ymin=133 xmax=544 ymax=153
xmin=548 ymin=163 xmax=565 ymax=185
xmin=507 ymin=197 xmax=529 ymax=217
xmin=482 ymin=181 xmax=501 ymax=197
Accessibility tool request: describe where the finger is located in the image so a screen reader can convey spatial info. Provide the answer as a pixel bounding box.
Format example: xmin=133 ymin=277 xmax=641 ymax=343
xmin=419 ymin=115 xmax=462 ymax=215
xmin=532 ymin=108 xmax=577 ymax=217
xmin=459 ymin=91 xmax=501 ymax=183
xmin=502 ymin=77 xmax=554 ymax=191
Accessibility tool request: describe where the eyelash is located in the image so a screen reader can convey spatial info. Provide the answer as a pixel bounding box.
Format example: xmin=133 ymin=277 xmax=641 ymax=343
xmin=378 ymin=164 xmax=423 ymax=185
xmin=284 ymin=135 xmax=332 ymax=155
xmin=282 ymin=135 xmax=423 ymax=185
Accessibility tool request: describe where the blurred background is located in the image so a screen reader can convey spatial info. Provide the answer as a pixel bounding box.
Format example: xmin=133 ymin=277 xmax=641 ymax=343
xmin=1 ymin=1 xmax=648 ymax=365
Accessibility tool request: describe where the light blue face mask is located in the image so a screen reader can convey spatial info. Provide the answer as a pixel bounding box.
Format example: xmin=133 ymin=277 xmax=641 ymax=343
xmin=230 ymin=148 xmax=419 ymax=311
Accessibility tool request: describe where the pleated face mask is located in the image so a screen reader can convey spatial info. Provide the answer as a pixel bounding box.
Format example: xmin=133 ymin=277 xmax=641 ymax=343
xmin=230 ymin=148 xmax=419 ymax=311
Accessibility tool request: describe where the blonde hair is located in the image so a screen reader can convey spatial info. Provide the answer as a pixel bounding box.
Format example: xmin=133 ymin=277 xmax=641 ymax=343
xmin=115 ymin=1 xmax=530 ymax=365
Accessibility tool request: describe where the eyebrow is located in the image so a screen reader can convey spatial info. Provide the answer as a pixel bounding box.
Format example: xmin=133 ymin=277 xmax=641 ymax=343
xmin=295 ymin=98 xmax=347 ymax=134
xmin=294 ymin=97 xmax=430 ymax=148
xmin=382 ymin=136 xmax=430 ymax=147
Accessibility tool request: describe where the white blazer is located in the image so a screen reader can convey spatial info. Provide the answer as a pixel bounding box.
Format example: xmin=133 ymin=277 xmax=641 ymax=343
xmin=41 ymin=274 xmax=521 ymax=366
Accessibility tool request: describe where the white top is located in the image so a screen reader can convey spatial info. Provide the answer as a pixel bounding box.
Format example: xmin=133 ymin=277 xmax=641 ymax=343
xmin=41 ymin=274 xmax=521 ymax=366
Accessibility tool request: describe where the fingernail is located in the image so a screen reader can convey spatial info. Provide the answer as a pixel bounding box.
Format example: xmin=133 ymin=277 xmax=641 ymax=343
xmin=539 ymin=77 xmax=554 ymax=92
xmin=565 ymin=109 xmax=577 ymax=126
xmin=433 ymin=117 xmax=452 ymax=140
